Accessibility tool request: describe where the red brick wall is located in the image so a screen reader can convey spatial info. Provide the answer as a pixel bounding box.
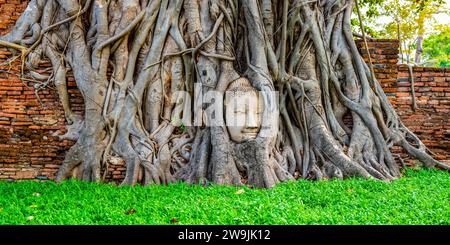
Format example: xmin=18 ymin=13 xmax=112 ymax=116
xmin=356 ymin=39 xmax=450 ymax=164
xmin=356 ymin=39 xmax=400 ymax=105
xmin=0 ymin=0 xmax=28 ymax=34
xmin=0 ymin=0 xmax=83 ymax=180
xmin=0 ymin=0 xmax=126 ymax=181
xmin=0 ymin=58 xmax=126 ymax=182
xmin=0 ymin=60 xmax=81 ymax=180
xmin=395 ymin=66 xmax=450 ymax=163
xmin=0 ymin=2 xmax=448 ymax=181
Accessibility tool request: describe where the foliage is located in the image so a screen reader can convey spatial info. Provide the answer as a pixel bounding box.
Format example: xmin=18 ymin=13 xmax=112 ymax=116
xmin=354 ymin=0 xmax=448 ymax=65
xmin=0 ymin=169 xmax=448 ymax=225
xmin=422 ymin=25 xmax=450 ymax=67
xmin=381 ymin=0 xmax=421 ymax=63
xmin=413 ymin=0 xmax=446 ymax=10
xmin=352 ymin=0 xmax=387 ymax=37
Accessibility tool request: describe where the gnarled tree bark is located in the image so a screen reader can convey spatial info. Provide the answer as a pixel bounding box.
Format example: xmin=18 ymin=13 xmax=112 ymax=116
xmin=1 ymin=0 xmax=447 ymax=188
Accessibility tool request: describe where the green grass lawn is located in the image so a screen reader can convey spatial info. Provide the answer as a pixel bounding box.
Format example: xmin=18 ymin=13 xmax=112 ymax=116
xmin=0 ymin=168 xmax=448 ymax=225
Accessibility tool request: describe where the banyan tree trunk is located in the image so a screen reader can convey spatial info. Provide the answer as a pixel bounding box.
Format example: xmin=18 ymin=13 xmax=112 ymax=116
xmin=1 ymin=0 xmax=447 ymax=188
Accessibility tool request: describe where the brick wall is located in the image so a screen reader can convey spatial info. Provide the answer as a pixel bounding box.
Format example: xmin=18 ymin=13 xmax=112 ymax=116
xmin=356 ymin=39 xmax=400 ymax=105
xmin=0 ymin=2 xmax=448 ymax=181
xmin=356 ymin=39 xmax=450 ymax=164
xmin=0 ymin=56 xmax=126 ymax=181
xmin=395 ymin=65 xmax=450 ymax=162
xmin=0 ymin=0 xmax=126 ymax=181
xmin=0 ymin=60 xmax=80 ymax=180
xmin=0 ymin=0 xmax=27 ymax=34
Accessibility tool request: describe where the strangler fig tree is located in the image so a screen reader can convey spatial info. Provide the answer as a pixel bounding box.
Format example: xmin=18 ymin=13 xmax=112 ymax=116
xmin=1 ymin=0 xmax=447 ymax=188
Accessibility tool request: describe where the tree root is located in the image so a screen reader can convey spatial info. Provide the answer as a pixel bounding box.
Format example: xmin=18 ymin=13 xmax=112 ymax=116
xmin=3 ymin=0 xmax=447 ymax=188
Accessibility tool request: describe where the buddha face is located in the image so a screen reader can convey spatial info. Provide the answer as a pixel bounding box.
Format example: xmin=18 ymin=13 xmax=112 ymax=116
xmin=225 ymin=78 xmax=263 ymax=143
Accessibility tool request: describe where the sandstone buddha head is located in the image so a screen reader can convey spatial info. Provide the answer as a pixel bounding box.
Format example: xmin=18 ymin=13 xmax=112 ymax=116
xmin=225 ymin=77 xmax=263 ymax=143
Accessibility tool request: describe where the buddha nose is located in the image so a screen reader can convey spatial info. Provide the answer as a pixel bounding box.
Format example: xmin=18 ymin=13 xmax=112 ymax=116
xmin=245 ymin=110 xmax=258 ymax=129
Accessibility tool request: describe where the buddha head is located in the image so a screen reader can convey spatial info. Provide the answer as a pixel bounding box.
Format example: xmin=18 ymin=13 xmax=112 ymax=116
xmin=225 ymin=77 xmax=263 ymax=143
